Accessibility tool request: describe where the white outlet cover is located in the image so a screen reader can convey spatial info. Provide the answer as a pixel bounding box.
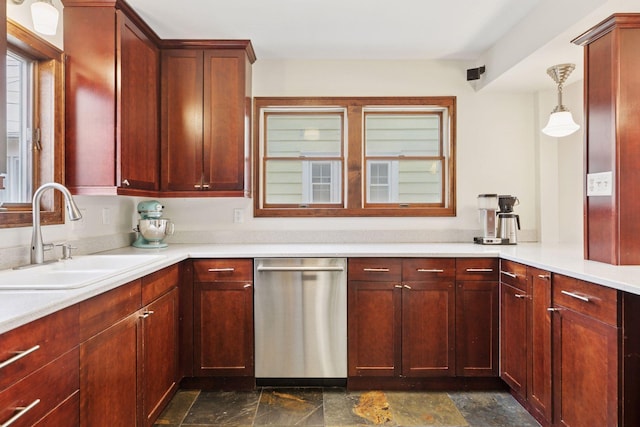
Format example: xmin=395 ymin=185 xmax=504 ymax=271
xmin=587 ymin=171 xmax=613 ymax=197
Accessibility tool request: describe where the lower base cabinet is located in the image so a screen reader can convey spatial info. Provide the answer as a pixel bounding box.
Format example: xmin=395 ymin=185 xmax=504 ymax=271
xmin=79 ymin=265 xmax=180 ymax=427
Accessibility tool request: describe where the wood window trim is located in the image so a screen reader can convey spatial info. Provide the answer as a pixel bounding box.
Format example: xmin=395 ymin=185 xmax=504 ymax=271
xmin=1 ymin=20 xmax=65 ymax=229
xmin=253 ymin=96 xmax=457 ymax=218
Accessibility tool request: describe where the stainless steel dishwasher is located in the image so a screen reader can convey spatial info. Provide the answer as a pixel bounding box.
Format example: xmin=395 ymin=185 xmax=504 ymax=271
xmin=254 ymin=258 xmax=347 ymax=384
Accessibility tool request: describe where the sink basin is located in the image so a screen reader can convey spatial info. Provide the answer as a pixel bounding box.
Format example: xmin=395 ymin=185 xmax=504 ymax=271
xmin=0 ymin=254 xmax=166 ymax=290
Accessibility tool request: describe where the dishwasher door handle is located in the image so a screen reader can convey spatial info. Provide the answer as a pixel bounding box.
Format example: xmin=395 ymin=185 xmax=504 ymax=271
xmin=256 ymin=265 xmax=345 ymax=272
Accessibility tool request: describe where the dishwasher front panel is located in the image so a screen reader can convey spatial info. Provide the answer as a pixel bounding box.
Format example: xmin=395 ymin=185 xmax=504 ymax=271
xmin=254 ymin=258 xmax=347 ymax=379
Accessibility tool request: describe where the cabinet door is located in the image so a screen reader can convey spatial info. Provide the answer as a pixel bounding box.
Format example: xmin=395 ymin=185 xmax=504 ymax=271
xmin=80 ymin=313 xmax=139 ymax=427
xmin=455 ymin=281 xmax=499 ymax=376
xmin=141 ymin=287 xmax=179 ymax=427
xmin=194 ymin=281 xmax=254 ymax=376
xmin=500 ymin=282 xmax=528 ymax=395
xmin=552 ymin=308 xmax=618 ymax=427
xmin=202 ymin=49 xmax=248 ymax=192
xmin=527 ymin=268 xmax=552 ymax=422
xmin=161 ymin=49 xmax=204 ymax=191
xmin=402 ymin=281 xmax=455 ymax=377
xmin=348 ymin=280 xmax=402 ymax=377
xmin=118 ymin=12 xmax=159 ymax=192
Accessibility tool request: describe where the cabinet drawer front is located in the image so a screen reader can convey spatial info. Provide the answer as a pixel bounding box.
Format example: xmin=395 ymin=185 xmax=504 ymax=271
xmin=553 ymin=274 xmax=619 ymax=326
xmin=194 ymin=259 xmax=253 ymax=282
xmin=348 ymin=258 xmax=402 ymax=281
xmin=0 ymin=306 xmax=79 ymax=392
xmin=402 ymin=258 xmax=456 ymax=281
xmin=457 ymin=258 xmax=499 ymax=281
xmin=79 ymin=279 xmax=141 ymax=342
xmin=499 ymin=259 xmax=527 ymax=290
xmin=0 ymin=348 xmax=78 ymax=427
xmin=142 ymin=263 xmax=180 ymax=305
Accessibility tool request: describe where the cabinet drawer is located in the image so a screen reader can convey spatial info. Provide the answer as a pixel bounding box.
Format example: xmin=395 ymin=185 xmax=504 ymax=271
xmin=0 ymin=348 xmax=78 ymax=427
xmin=402 ymin=258 xmax=456 ymax=281
xmin=553 ymin=274 xmax=619 ymax=326
xmin=348 ymin=258 xmax=402 ymax=281
xmin=194 ymin=259 xmax=253 ymax=282
xmin=457 ymin=258 xmax=499 ymax=281
xmin=80 ymin=279 xmax=142 ymax=342
xmin=500 ymin=259 xmax=527 ymax=291
xmin=0 ymin=306 xmax=79 ymax=392
xmin=142 ymin=263 xmax=180 ymax=305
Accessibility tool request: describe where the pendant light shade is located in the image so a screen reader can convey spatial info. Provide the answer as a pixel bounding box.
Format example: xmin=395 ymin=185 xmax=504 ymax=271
xmin=31 ymin=0 xmax=59 ymax=36
xmin=542 ymin=63 xmax=580 ymax=138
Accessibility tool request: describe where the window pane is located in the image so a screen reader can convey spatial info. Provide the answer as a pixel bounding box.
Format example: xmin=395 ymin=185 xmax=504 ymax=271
xmin=265 ymin=160 xmax=341 ymax=205
xmin=365 ymin=114 xmax=440 ymax=156
xmin=2 ymin=52 xmax=32 ymax=204
xmin=367 ymin=161 xmax=391 ymax=203
xmin=266 ymin=114 xmax=342 ymax=157
xmin=397 ymin=160 xmax=442 ymax=203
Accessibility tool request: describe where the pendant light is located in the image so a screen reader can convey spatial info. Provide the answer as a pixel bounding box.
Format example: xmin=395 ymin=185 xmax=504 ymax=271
xmin=30 ymin=0 xmax=60 ymax=36
xmin=541 ymin=63 xmax=580 ymax=138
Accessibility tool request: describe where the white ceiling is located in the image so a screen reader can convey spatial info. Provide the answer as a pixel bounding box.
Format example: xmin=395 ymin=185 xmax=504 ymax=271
xmin=126 ymin=0 xmax=639 ymax=91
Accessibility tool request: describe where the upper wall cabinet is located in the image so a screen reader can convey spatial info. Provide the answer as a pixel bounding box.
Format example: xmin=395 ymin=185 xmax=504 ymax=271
xmin=62 ymin=0 xmax=161 ymax=195
xmin=160 ymin=44 xmax=254 ymax=197
xmin=573 ymin=14 xmax=640 ymax=265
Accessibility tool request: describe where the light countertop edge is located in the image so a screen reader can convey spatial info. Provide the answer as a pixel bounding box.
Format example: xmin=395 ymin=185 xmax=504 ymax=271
xmin=2 ymin=242 xmax=640 ymax=335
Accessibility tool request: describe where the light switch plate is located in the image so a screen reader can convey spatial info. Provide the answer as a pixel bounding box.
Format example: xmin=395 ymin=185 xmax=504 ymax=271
xmin=587 ymin=171 xmax=613 ymax=196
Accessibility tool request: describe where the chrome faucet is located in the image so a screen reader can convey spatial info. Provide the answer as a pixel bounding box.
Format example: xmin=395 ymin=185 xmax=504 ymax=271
xmin=31 ymin=183 xmax=83 ymax=264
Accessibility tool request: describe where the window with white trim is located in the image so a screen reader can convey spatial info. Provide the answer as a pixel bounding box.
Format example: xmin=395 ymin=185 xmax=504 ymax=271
xmin=254 ymin=97 xmax=456 ymax=217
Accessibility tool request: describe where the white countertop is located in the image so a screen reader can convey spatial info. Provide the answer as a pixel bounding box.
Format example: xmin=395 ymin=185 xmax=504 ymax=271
xmin=3 ymin=242 xmax=640 ymax=335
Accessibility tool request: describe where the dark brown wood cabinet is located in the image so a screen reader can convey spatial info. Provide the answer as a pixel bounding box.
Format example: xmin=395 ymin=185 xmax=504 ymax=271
xmin=0 ymin=307 xmax=79 ymax=426
xmin=161 ymin=45 xmax=255 ymax=196
xmin=348 ymin=257 xmax=497 ymax=388
xmin=455 ymin=258 xmax=499 ymax=377
xmin=572 ymin=14 xmax=640 ymax=265
xmin=79 ymin=265 xmax=180 ymax=427
xmin=192 ymin=259 xmax=254 ymax=377
xmin=550 ymin=274 xmax=619 ymax=427
xmin=62 ymin=0 xmax=161 ymax=195
xmin=499 ymin=260 xmax=552 ymax=426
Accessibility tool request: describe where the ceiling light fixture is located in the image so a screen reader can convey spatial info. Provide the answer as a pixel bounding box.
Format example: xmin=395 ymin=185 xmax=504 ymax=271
xmin=542 ymin=63 xmax=580 ymax=138
xmin=30 ymin=0 xmax=60 ymax=36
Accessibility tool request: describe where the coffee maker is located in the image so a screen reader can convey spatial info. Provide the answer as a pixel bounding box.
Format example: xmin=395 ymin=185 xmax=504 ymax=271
xmin=497 ymin=195 xmax=520 ymax=245
xmin=132 ymin=200 xmax=174 ymax=248
xmin=474 ymin=194 xmax=505 ymax=245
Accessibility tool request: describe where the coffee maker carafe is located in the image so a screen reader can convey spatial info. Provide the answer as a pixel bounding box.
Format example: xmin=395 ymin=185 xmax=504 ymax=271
xmin=497 ymin=195 xmax=520 ymax=245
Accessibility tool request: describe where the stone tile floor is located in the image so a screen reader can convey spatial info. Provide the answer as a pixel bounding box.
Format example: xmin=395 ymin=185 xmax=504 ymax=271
xmin=154 ymin=388 xmax=541 ymax=427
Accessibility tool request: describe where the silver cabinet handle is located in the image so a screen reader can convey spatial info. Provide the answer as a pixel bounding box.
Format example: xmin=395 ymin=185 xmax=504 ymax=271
xmin=362 ymin=268 xmax=390 ymax=272
xmin=394 ymin=285 xmax=403 ymax=289
xmin=257 ymin=266 xmax=344 ymax=272
xmin=139 ymin=310 xmax=154 ymax=319
xmin=244 ymin=284 xmax=252 ymax=288
xmin=538 ymin=274 xmax=550 ymax=280
xmin=122 ymin=179 xmax=130 ymax=187
xmin=1 ymin=399 xmax=40 ymax=427
xmin=208 ymin=267 xmax=235 ymax=272
xmin=502 ymin=271 xmax=517 ymax=278
xmin=202 ymin=184 xmax=210 ymax=189
xmin=0 ymin=345 xmax=40 ymax=369
xmin=515 ymin=294 xmax=527 ymax=299
xmin=416 ymin=269 xmax=444 ymax=273
xmin=547 ymin=307 xmax=561 ymax=312
xmin=560 ymin=290 xmax=591 ymax=303
xmin=466 ymin=268 xmax=494 ymax=272
xmin=403 ymin=284 xmax=412 ymax=290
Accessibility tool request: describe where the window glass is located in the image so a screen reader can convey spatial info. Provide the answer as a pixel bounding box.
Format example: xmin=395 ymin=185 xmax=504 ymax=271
xmin=2 ymin=51 xmax=33 ymax=205
xmin=263 ymin=111 xmax=344 ymax=206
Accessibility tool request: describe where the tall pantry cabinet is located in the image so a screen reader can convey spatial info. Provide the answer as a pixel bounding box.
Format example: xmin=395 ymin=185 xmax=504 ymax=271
xmin=572 ymin=14 xmax=640 ymax=265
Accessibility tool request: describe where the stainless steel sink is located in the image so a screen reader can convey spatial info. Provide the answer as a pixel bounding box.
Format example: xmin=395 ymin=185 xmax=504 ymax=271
xmin=0 ymin=255 xmax=166 ymax=290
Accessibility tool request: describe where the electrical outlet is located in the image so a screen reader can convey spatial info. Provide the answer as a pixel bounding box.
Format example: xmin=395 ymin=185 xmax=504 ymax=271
xmin=233 ymin=208 xmax=244 ymax=223
xmin=587 ymin=171 xmax=613 ymax=196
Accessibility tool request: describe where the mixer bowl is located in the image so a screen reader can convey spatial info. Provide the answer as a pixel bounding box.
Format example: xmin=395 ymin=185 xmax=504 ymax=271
xmin=137 ymin=218 xmax=174 ymax=244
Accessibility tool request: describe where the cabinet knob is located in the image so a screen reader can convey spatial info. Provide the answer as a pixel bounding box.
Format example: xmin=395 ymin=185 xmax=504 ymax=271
xmin=122 ymin=179 xmax=130 ymax=187
xmin=140 ymin=310 xmax=155 ymax=319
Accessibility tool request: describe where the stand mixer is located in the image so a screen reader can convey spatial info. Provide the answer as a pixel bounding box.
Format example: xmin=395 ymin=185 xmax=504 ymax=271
xmin=132 ymin=200 xmax=174 ymax=248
